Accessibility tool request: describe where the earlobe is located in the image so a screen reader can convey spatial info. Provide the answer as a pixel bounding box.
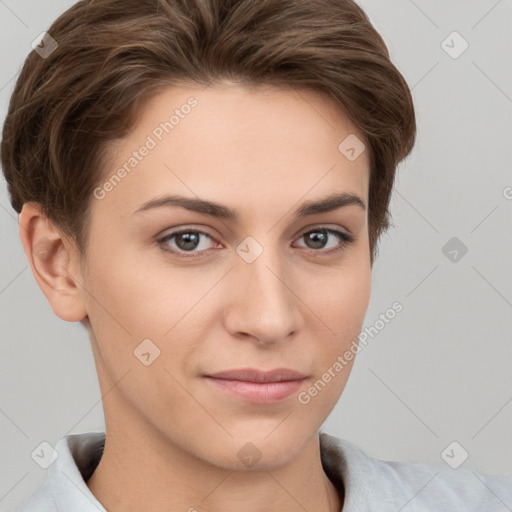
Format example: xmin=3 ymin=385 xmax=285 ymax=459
xmin=18 ymin=202 xmax=88 ymax=323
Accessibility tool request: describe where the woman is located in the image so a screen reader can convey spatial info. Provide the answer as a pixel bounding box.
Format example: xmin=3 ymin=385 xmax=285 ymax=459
xmin=2 ymin=0 xmax=511 ymax=510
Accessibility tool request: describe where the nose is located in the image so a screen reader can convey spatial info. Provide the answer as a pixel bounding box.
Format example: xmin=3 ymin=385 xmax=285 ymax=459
xmin=223 ymin=246 xmax=302 ymax=346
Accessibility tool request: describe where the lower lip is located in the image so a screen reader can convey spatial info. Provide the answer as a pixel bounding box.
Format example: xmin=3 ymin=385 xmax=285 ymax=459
xmin=205 ymin=377 xmax=306 ymax=404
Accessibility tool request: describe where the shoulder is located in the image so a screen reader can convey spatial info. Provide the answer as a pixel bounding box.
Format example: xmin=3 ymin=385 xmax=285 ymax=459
xmin=320 ymin=432 xmax=512 ymax=511
xmin=12 ymin=432 xmax=106 ymax=512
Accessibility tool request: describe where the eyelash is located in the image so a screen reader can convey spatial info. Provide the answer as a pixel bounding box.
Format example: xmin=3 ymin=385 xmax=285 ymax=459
xmin=156 ymin=227 xmax=355 ymax=259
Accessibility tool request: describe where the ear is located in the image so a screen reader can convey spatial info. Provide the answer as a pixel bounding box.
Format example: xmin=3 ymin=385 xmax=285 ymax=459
xmin=18 ymin=202 xmax=88 ymax=323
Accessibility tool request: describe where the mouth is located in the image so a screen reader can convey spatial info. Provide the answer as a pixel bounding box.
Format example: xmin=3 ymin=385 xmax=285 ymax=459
xmin=204 ymin=368 xmax=308 ymax=404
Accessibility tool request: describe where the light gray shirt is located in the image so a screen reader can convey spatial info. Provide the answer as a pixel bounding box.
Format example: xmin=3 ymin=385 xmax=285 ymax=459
xmin=13 ymin=430 xmax=512 ymax=511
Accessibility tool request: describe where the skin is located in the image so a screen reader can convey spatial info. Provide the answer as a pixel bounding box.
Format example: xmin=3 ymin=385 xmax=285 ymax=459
xmin=19 ymin=81 xmax=371 ymax=512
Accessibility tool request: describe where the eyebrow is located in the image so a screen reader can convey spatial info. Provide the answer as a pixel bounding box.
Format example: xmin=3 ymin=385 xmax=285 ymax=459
xmin=133 ymin=191 xmax=366 ymax=220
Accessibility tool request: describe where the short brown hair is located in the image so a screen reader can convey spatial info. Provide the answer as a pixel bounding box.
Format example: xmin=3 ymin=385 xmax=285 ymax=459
xmin=1 ymin=0 xmax=416 ymax=265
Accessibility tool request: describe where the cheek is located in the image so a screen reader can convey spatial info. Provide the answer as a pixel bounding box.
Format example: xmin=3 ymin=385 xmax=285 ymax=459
xmin=301 ymin=277 xmax=370 ymax=418
xmin=307 ymin=261 xmax=371 ymax=336
xmin=303 ymin=260 xmax=371 ymax=394
xmin=82 ymin=246 xmax=219 ymax=377
xmin=80 ymin=245 xmax=164 ymax=366
xmin=84 ymin=245 xmax=188 ymax=333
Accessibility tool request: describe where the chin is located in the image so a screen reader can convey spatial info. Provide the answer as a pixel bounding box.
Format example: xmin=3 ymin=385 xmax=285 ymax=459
xmin=197 ymin=427 xmax=313 ymax=472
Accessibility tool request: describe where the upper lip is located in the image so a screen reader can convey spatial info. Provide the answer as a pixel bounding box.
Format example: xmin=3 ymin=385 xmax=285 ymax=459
xmin=206 ymin=368 xmax=308 ymax=382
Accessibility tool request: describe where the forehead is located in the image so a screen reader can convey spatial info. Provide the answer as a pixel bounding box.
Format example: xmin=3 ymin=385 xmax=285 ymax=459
xmin=95 ymin=82 xmax=370 ymax=221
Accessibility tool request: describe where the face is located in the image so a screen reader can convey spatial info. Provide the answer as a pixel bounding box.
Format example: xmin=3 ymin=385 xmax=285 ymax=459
xmin=77 ymin=82 xmax=371 ymax=470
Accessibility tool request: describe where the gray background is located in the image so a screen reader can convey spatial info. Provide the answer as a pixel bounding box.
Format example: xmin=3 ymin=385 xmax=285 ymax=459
xmin=1 ymin=0 xmax=511 ymax=510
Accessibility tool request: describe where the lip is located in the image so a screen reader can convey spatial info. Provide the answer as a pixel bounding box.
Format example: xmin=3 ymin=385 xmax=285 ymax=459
xmin=204 ymin=368 xmax=308 ymax=404
xmin=207 ymin=368 xmax=308 ymax=382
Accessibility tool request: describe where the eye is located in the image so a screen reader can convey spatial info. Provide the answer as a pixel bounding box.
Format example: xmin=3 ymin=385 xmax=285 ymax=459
xmin=157 ymin=229 xmax=218 ymax=258
xmin=295 ymin=228 xmax=354 ymax=255
xmin=157 ymin=226 xmax=355 ymax=259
